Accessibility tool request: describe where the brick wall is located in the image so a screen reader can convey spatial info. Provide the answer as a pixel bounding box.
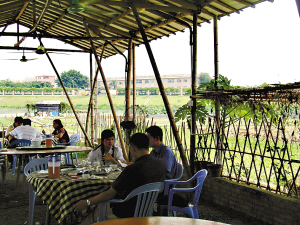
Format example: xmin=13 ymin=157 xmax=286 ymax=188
xmin=201 ymin=177 xmax=300 ymax=225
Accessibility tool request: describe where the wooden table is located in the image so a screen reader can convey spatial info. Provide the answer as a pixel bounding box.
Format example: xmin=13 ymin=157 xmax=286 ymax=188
xmin=0 ymin=146 xmax=92 ymax=186
xmin=92 ymin=217 xmax=229 ymax=225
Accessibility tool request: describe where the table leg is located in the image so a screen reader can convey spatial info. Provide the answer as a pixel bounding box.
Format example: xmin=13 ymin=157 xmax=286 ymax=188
xmin=16 ymin=155 xmax=22 ymax=187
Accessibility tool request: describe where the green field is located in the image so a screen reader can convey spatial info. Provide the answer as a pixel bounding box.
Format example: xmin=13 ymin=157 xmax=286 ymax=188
xmin=0 ymin=95 xmax=189 ymax=114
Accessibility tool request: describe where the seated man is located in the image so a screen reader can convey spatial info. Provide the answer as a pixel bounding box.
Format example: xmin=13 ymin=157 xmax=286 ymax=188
xmin=75 ymin=133 xmax=167 ymax=221
xmin=146 ymin=125 xmax=178 ymax=179
xmin=5 ymin=118 xmax=41 ymax=141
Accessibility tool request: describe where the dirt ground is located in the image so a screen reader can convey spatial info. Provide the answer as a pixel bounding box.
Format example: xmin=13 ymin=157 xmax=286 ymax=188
xmin=0 ymin=167 xmax=267 ymax=225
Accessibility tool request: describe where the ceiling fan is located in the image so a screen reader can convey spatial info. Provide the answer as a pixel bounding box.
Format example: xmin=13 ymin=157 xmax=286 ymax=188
xmin=67 ymin=0 xmax=120 ymax=15
xmin=0 ymin=48 xmax=38 ymax=62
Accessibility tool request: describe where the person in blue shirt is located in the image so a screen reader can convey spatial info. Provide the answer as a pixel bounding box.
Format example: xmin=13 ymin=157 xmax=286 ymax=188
xmin=146 ymin=125 xmax=178 ymax=179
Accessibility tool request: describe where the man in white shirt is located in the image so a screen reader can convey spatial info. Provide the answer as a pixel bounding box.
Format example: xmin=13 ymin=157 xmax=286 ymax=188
xmin=5 ymin=118 xmax=41 ymax=141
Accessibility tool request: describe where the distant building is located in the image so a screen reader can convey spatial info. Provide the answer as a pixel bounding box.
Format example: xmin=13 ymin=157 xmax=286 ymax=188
xmin=98 ymin=73 xmax=205 ymax=90
xmin=25 ymin=75 xmax=56 ymax=87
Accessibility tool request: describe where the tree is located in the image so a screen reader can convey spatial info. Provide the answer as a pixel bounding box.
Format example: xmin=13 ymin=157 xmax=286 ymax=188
xmin=109 ymin=80 xmax=117 ymax=90
xmin=55 ymin=70 xmax=89 ymax=88
xmin=199 ymin=73 xmax=212 ymax=85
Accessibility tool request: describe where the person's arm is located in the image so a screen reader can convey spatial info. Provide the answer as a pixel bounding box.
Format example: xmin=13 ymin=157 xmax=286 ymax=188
xmin=74 ymin=187 xmax=117 ymax=212
xmin=4 ymin=133 xmax=11 ymax=139
xmin=55 ymin=128 xmax=65 ymax=139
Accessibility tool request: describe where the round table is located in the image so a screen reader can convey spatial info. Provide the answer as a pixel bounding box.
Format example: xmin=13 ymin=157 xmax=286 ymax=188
xmin=0 ymin=146 xmax=92 ymax=186
xmin=92 ymin=217 xmax=229 ymax=225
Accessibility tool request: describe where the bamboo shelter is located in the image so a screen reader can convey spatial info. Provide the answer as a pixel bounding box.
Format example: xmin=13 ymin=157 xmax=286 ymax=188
xmin=0 ymin=0 xmax=281 ymax=174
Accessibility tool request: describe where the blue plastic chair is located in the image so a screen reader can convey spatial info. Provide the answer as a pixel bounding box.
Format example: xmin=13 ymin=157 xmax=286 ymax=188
xmin=166 ymin=169 xmax=208 ymax=218
xmin=157 ymin=163 xmax=183 ymax=215
xmin=58 ymin=134 xmax=80 ymax=165
xmin=97 ymin=182 xmax=164 ymax=222
xmin=24 ymin=157 xmax=49 ymax=225
xmin=0 ymin=155 xmax=6 ymax=183
xmin=10 ymin=139 xmax=32 ymax=175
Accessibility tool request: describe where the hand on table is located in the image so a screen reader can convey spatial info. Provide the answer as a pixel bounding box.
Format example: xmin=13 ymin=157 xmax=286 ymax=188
xmin=121 ymin=160 xmax=133 ymax=166
xmin=102 ymin=154 xmax=113 ymax=162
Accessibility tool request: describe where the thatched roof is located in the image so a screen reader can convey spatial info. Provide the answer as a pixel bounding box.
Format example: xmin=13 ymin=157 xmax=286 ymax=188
xmin=0 ymin=0 xmax=272 ymax=57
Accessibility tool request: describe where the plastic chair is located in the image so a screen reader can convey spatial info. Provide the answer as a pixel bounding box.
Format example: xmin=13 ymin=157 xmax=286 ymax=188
xmin=157 ymin=163 xmax=183 ymax=215
xmin=97 ymin=182 xmax=164 ymax=222
xmin=0 ymin=155 xmax=6 ymax=183
xmin=10 ymin=139 xmax=32 ymax=175
xmin=24 ymin=157 xmax=49 ymax=225
xmin=166 ymin=169 xmax=208 ymax=218
xmin=59 ymin=134 xmax=80 ymax=165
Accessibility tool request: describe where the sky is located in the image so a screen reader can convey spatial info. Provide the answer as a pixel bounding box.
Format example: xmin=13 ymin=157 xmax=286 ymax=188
xmin=0 ymin=0 xmax=299 ymax=87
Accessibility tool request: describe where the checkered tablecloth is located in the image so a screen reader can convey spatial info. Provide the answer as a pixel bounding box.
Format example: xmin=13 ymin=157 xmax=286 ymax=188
xmin=27 ymin=172 xmax=114 ymax=223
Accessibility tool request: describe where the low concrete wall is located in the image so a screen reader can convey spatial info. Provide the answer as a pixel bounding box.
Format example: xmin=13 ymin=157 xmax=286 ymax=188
xmin=201 ymin=177 xmax=300 ymax=225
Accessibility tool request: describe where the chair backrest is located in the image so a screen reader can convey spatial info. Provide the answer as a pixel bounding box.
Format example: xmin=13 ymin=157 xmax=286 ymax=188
xmin=69 ymin=134 xmax=80 ymax=146
xmin=164 ymin=163 xmax=183 ymax=195
xmin=112 ymin=182 xmax=164 ymax=217
xmin=189 ymin=169 xmax=208 ymax=205
xmin=10 ymin=139 xmax=31 ymax=147
xmin=24 ymin=157 xmax=49 ymax=177
xmin=174 ymin=163 xmax=183 ymax=180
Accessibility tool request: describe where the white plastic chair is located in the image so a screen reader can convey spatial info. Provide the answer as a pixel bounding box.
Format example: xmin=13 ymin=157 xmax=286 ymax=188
xmin=97 ymin=182 xmax=164 ymax=222
xmin=24 ymin=157 xmax=48 ymax=225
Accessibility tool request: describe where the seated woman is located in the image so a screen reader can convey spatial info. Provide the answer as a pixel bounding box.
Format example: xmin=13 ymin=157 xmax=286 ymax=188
xmin=42 ymin=119 xmax=69 ymax=144
xmin=87 ymin=129 xmax=125 ymax=166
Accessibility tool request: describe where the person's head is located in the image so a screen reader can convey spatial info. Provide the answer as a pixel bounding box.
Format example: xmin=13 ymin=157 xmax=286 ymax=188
xmin=101 ymin=129 xmax=115 ymax=149
xmin=53 ymin=119 xmax=63 ymax=129
xmin=129 ymin=133 xmax=149 ymax=158
xmin=23 ymin=119 xmax=31 ymax=126
xmin=13 ymin=117 xmax=23 ymax=127
xmin=145 ymin=126 xmax=163 ymax=148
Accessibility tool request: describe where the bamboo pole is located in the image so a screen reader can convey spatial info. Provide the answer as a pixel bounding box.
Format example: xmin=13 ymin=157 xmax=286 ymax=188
xmin=214 ymin=15 xmax=221 ymax=164
xmin=131 ymin=4 xmax=191 ymax=177
xmin=83 ymin=21 xmax=128 ymax=161
xmin=38 ymin=38 xmax=92 ymax=147
xmin=90 ymin=53 xmax=94 ymax=145
xmin=125 ymin=39 xmax=132 ymax=121
xmin=125 ymin=39 xmax=133 ymax=158
xmin=132 ymin=44 xmax=136 ymax=122
xmin=190 ymin=11 xmax=197 ymax=174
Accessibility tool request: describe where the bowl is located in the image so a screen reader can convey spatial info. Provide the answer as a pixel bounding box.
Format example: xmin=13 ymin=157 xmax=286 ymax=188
xmin=109 ymin=164 xmax=118 ymax=169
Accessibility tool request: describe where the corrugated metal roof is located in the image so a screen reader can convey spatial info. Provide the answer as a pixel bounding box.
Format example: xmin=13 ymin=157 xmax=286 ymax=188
xmin=0 ymin=0 xmax=272 ymax=58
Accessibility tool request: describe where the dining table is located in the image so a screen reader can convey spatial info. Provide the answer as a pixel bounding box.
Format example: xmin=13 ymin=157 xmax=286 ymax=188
xmin=0 ymin=145 xmax=92 ymax=186
xmin=27 ymin=165 xmax=122 ymax=224
xmin=92 ymin=217 xmax=229 ymax=225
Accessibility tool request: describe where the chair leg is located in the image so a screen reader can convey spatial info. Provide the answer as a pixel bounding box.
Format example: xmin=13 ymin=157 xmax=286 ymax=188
xmin=97 ymin=201 xmax=108 ymax=222
xmin=12 ymin=155 xmax=17 ymax=175
xmin=28 ymin=184 xmax=37 ymax=225
xmin=1 ymin=164 xmax=6 ymax=183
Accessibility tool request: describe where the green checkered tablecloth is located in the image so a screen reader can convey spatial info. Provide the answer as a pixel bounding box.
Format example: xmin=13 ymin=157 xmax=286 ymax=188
xmin=27 ymin=172 xmax=114 ymax=223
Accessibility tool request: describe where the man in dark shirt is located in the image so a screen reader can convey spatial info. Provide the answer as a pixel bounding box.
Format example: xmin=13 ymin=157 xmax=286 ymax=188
xmin=75 ymin=133 xmax=167 ymax=219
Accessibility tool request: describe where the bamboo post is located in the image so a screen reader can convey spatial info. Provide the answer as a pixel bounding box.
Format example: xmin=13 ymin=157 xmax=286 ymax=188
xmin=131 ymin=4 xmax=191 ymax=177
xmin=190 ymin=11 xmax=197 ymax=174
xmin=84 ymin=21 xmax=128 ymax=161
xmin=125 ymin=39 xmax=132 ymax=122
xmin=132 ymin=44 xmax=136 ymax=122
xmin=90 ymin=53 xmax=94 ymax=145
xmin=86 ymin=46 xmax=105 ymax=146
xmin=125 ymin=39 xmax=133 ymax=157
xmin=38 ymin=38 xmax=92 ymax=146
xmin=214 ymin=15 xmax=221 ymax=164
